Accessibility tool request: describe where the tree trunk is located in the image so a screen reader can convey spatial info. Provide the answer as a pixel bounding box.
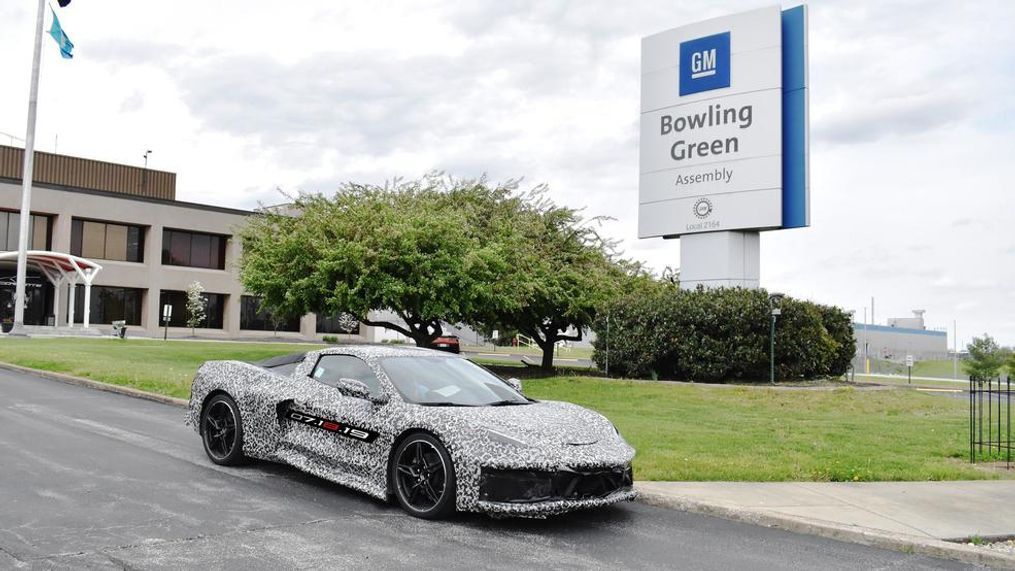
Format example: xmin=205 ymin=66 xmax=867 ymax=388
xmin=361 ymin=315 xmax=441 ymax=348
xmin=411 ymin=332 xmax=434 ymax=348
xmin=535 ymin=326 xmax=583 ymax=370
xmin=540 ymin=343 xmax=555 ymax=369
xmin=409 ymin=320 xmax=442 ymax=348
xmin=536 ymin=332 xmax=556 ymax=370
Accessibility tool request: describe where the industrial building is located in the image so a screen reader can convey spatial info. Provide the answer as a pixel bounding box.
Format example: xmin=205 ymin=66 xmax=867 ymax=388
xmin=853 ymin=310 xmax=949 ymax=362
xmin=0 ymin=144 xmax=369 ymax=341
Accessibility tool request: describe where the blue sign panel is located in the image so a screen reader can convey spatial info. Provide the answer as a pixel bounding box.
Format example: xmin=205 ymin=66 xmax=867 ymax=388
xmin=781 ymin=5 xmax=808 ymax=229
xmin=678 ymin=32 xmax=731 ymax=96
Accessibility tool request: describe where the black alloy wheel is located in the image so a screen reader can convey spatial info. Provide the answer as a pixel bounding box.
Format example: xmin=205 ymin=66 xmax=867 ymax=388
xmin=391 ymin=433 xmax=456 ymax=519
xmin=201 ymin=393 xmax=246 ymax=466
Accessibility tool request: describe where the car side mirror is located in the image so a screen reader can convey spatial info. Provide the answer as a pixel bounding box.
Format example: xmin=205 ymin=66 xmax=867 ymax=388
xmin=336 ymin=378 xmax=388 ymax=405
xmin=505 ymin=377 xmax=523 ymax=393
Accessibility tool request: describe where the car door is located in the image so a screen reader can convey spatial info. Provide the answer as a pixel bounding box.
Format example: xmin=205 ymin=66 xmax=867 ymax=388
xmin=279 ymin=354 xmax=388 ymax=482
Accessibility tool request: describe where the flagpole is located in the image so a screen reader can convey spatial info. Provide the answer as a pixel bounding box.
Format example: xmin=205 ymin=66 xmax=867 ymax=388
xmin=11 ymin=0 xmax=47 ymax=335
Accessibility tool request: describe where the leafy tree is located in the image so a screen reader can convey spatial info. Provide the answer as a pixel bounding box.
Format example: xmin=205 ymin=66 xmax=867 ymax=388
xmin=965 ymin=334 xmax=1005 ymax=380
xmin=185 ymin=281 xmax=207 ymax=336
xmin=469 ymin=190 xmax=638 ymax=369
xmin=268 ymin=310 xmax=296 ymax=336
xmin=336 ymin=313 xmax=360 ymax=334
xmin=238 ymin=175 xmax=529 ymax=348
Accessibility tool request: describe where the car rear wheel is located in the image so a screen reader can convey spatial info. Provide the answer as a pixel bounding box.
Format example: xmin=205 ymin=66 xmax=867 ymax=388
xmin=201 ymin=393 xmax=246 ymax=466
xmin=391 ymin=433 xmax=456 ymax=519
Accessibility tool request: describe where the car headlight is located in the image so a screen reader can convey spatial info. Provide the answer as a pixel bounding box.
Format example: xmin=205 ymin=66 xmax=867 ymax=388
xmin=485 ymin=428 xmax=530 ymax=448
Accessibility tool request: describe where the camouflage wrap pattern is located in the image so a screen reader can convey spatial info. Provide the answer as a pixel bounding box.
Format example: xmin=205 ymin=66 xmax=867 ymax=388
xmin=187 ymin=346 xmax=636 ymax=517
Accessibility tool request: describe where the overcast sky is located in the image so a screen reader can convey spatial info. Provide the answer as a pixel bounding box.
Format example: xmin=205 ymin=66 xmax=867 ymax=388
xmin=1 ymin=1 xmax=1013 ymax=346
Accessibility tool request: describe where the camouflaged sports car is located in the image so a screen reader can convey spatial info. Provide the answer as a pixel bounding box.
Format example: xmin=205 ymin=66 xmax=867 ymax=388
xmin=187 ymin=345 xmax=636 ymax=519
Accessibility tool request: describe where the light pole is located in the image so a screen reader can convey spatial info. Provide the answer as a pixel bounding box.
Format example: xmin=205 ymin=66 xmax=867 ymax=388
xmin=10 ymin=0 xmax=47 ymax=336
xmin=769 ymin=292 xmax=784 ymax=384
xmin=604 ymin=311 xmax=610 ymax=378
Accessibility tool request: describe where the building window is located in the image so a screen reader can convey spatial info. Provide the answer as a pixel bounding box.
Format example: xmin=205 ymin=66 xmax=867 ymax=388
xmin=161 ymin=229 xmax=226 ymax=269
xmin=70 ymin=219 xmax=144 ymax=262
xmin=316 ymin=312 xmax=360 ymax=335
xmin=240 ymin=295 xmax=300 ymax=332
xmin=73 ymin=286 xmax=143 ymax=326
xmin=0 ymin=211 xmax=50 ymax=251
xmin=158 ymin=290 xmax=225 ymax=329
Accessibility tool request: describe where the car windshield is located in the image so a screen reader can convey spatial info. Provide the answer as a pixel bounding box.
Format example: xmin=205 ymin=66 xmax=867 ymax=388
xmin=379 ymin=356 xmax=528 ymax=406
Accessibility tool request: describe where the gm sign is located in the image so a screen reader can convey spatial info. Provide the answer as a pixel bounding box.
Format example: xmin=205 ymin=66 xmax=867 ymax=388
xmin=679 ymin=32 xmax=730 ymax=96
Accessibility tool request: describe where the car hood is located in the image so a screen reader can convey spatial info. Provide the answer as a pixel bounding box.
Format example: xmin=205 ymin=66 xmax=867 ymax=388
xmin=433 ymin=400 xmax=618 ymax=448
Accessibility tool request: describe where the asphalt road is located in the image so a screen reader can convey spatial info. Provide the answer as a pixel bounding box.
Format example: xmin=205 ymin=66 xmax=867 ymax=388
xmin=0 ymin=368 xmax=972 ymax=570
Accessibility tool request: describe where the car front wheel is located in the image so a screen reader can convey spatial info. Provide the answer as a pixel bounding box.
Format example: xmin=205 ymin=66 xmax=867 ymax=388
xmin=391 ymin=432 xmax=456 ymax=519
xmin=201 ymin=393 xmax=246 ymax=466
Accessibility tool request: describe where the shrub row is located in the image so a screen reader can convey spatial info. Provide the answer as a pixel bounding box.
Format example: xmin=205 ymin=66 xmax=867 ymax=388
xmin=590 ymin=285 xmax=854 ymax=382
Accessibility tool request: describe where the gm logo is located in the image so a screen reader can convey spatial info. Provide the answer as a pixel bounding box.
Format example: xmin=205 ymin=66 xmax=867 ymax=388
xmin=679 ymin=32 xmax=730 ymax=96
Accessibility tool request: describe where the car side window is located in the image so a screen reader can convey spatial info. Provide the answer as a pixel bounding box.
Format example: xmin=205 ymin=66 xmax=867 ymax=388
xmin=310 ymin=355 xmax=382 ymax=397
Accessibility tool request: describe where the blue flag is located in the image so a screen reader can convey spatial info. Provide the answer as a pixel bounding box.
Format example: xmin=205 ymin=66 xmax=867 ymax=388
xmin=48 ymin=7 xmax=74 ymax=59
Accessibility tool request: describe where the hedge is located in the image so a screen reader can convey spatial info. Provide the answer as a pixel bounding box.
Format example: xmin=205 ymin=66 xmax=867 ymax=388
xmin=590 ymin=285 xmax=855 ymax=382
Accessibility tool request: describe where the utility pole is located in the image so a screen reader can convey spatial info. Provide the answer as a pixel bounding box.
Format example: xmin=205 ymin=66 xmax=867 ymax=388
xmin=863 ymin=307 xmax=869 ymax=374
xmin=953 ymin=320 xmax=958 ymax=380
xmin=10 ymin=0 xmax=46 ymax=336
xmin=604 ymin=312 xmax=610 ymax=378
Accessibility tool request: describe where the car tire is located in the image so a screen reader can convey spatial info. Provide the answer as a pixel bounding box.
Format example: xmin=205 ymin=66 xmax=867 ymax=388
xmin=201 ymin=393 xmax=246 ymax=466
xmin=390 ymin=432 xmax=457 ymax=519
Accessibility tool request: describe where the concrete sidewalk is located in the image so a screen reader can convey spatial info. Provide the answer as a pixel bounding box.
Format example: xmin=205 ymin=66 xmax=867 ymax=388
xmin=637 ymin=480 xmax=1015 ymax=568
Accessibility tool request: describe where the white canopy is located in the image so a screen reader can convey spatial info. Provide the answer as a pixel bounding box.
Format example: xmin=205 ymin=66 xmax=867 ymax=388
xmin=0 ymin=250 xmax=102 ymax=328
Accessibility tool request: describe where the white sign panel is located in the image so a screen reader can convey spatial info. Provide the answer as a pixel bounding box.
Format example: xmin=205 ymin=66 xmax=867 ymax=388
xmin=639 ymin=6 xmax=785 ymax=238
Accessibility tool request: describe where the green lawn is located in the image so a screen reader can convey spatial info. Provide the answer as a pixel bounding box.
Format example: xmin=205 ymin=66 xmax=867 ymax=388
xmin=463 ymin=344 xmax=594 ymax=360
xmin=913 ymin=359 xmax=967 ymax=379
xmin=524 ymin=378 xmax=989 ymax=481
xmin=0 ymin=337 xmax=993 ymax=482
xmin=0 ymin=337 xmax=322 ymax=399
xmin=867 ymin=358 xmax=967 ymax=380
xmin=854 ymin=374 xmax=967 ymax=390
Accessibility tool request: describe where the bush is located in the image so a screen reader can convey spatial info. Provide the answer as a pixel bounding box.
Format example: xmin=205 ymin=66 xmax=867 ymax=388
xmin=591 ymin=286 xmax=855 ymax=382
xmin=321 ymin=335 xmax=339 ymax=344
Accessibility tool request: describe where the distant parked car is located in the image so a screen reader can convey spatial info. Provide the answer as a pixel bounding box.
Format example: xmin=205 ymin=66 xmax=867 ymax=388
xmin=188 ymin=346 xmax=636 ymax=519
xmin=432 ymin=335 xmax=460 ymax=354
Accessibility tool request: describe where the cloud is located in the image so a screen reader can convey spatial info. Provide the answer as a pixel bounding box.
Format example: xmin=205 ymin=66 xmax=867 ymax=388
xmin=814 ymin=92 xmax=968 ymax=145
xmin=2 ymin=0 xmax=1014 ymax=345
xmin=119 ymin=92 xmax=145 ymax=113
xmin=85 ymin=39 xmax=192 ymax=67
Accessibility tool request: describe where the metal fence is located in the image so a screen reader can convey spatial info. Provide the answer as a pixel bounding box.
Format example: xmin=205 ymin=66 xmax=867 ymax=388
xmin=969 ymin=376 xmax=1012 ymax=469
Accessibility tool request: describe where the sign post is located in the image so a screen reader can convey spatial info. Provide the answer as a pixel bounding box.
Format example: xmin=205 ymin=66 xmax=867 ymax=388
xmin=162 ymin=304 xmax=172 ymax=341
xmin=639 ymin=6 xmax=809 ymax=289
xmin=906 ymin=354 xmax=914 ymax=384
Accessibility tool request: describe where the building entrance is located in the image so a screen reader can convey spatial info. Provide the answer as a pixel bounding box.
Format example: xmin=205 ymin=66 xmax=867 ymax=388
xmin=0 ymin=270 xmax=52 ymax=331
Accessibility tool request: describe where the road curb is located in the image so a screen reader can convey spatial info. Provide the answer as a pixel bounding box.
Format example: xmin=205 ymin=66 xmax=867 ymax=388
xmin=0 ymin=361 xmax=189 ymax=408
xmin=635 ymin=485 xmax=1015 ymax=569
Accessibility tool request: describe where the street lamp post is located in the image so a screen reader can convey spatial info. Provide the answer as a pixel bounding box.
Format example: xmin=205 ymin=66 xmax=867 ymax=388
xmin=769 ymin=292 xmax=784 ymax=384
